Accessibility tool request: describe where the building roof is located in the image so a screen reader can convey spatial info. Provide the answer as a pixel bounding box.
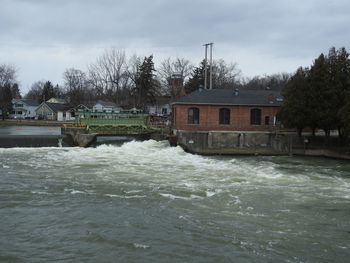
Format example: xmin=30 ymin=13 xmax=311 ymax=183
xmin=172 ymin=89 xmax=283 ymax=107
xmin=13 ymin=98 xmax=40 ymax=107
xmin=94 ymin=100 xmax=120 ymax=108
xmin=36 ymin=102 xmax=70 ymax=113
xmin=47 ymin=97 xmax=67 ymax=104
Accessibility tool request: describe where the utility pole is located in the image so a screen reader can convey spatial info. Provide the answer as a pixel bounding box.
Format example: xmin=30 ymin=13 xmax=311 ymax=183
xmin=203 ymin=42 xmax=213 ymax=89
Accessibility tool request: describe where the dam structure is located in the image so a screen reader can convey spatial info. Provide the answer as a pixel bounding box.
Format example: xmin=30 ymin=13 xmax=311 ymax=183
xmin=63 ymin=110 xmax=166 ymax=147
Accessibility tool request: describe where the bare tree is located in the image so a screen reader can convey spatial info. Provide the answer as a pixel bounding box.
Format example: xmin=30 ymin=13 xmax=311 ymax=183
xmin=24 ymin=80 xmax=45 ymax=102
xmin=88 ymin=48 xmax=130 ymax=104
xmin=242 ymin=73 xmax=291 ymax=90
xmin=157 ymin=57 xmax=193 ymax=95
xmin=211 ymin=59 xmax=242 ymax=89
xmin=124 ymin=54 xmax=142 ymax=107
xmin=0 ymin=64 xmax=17 ymax=87
xmin=63 ymin=68 xmax=90 ymax=106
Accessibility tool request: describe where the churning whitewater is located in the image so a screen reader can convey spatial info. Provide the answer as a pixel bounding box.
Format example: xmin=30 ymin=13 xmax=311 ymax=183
xmin=1 ymin=140 xmax=350 ymax=263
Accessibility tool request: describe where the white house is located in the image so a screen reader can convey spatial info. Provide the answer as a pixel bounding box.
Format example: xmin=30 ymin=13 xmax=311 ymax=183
xmin=147 ymin=96 xmax=171 ymax=116
xmin=92 ymin=100 xmax=122 ymax=113
xmin=10 ymin=99 xmax=40 ymax=119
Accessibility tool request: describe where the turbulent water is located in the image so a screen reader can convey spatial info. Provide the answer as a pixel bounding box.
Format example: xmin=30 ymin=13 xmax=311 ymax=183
xmin=1 ymin=140 xmax=350 ymax=263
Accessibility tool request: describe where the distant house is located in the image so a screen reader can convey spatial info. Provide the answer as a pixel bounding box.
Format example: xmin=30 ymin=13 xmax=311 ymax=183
xmin=92 ymin=100 xmax=122 ymax=113
xmin=74 ymin=104 xmax=91 ymax=112
xmin=68 ymin=104 xmax=91 ymax=120
xmin=35 ymin=102 xmax=73 ymax=121
xmin=10 ymin=99 xmax=40 ymax=119
xmin=172 ymin=89 xmax=283 ymax=132
xmin=147 ymin=96 xmax=172 ymax=116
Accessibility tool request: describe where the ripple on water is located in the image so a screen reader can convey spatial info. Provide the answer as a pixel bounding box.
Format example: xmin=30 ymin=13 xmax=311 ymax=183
xmin=1 ymin=140 xmax=350 ymax=263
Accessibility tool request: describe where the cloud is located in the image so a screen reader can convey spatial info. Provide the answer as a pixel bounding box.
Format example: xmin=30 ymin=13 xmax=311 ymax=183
xmin=1 ymin=0 xmax=350 ymax=93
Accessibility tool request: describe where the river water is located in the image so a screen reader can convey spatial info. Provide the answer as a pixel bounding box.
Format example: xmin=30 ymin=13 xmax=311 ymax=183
xmin=1 ymin=140 xmax=350 ymax=263
xmin=0 ymin=126 xmax=61 ymax=136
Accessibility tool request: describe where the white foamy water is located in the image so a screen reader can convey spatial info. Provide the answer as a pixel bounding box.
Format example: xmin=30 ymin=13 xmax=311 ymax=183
xmin=1 ymin=140 xmax=350 ymax=263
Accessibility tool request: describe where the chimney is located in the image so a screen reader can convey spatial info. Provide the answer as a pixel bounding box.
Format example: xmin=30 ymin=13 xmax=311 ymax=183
xmin=170 ymin=73 xmax=185 ymax=99
xmin=268 ymin=94 xmax=275 ymax=103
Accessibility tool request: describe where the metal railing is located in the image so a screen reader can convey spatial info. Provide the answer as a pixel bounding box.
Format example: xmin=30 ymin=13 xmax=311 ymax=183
xmin=76 ymin=111 xmax=149 ymax=127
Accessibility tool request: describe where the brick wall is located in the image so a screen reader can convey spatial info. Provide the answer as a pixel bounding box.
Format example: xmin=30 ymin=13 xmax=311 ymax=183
xmin=172 ymin=104 xmax=280 ymax=131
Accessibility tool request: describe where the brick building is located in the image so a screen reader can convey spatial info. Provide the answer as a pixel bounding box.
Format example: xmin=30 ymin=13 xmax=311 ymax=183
xmin=172 ymin=88 xmax=283 ymax=132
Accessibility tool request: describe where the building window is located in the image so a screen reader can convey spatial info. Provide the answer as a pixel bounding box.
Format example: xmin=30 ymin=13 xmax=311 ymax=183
xmin=265 ymin=116 xmax=270 ymax=125
xmin=162 ymin=108 xmax=168 ymax=115
xmin=188 ymin=107 xmax=199 ymax=124
xmin=219 ymin=108 xmax=230 ymax=125
xmin=250 ymin=108 xmax=261 ymax=125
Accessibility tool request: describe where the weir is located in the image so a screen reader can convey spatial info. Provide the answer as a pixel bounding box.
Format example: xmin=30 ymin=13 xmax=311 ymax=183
xmin=0 ymin=135 xmax=70 ymax=148
xmin=62 ymin=110 xmax=168 ymax=147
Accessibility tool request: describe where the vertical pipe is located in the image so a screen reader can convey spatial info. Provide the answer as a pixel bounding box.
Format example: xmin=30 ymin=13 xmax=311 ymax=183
xmin=204 ymin=44 xmax=208 ymax=89
xmin=209 ymin=43 xmax=213 ymax=89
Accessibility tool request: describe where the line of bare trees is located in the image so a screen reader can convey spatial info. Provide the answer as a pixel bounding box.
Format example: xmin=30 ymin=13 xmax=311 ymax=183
xmin=2 ymin=48 xmax=291 ymax=110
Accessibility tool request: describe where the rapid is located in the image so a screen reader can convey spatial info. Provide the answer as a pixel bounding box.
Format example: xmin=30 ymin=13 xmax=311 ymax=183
xmin=1 ymin=140 xmax=350 ymax=262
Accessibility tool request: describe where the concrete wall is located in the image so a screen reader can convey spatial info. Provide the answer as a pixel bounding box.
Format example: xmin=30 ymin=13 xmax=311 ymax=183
xmin=175 ymin=130 xmax=280 ymax=155
xmin=0 ymin=135 xmax=73 ymax=147
xmin=174 ymin=130 xmax=350 ymax=159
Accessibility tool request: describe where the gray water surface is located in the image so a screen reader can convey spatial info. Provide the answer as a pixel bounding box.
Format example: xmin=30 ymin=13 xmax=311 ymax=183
xmin=0 ymin=125 xmax=61 ymax=135
xmin=0 ymin=140 xmax=349 ymax=262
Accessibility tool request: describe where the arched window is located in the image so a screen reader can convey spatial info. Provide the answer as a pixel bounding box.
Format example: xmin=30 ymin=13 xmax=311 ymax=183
xmin=219 ymin=108 xmax=230 ymax=125
xmin=250 ymin=108 xmax=261 ymax=125
xmin=188 ymin=107 xmax=200 ymax=124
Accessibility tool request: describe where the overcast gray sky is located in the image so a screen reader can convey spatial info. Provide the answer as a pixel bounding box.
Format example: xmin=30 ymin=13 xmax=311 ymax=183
xmin=1 ymin=0 xmax=349 ymax=93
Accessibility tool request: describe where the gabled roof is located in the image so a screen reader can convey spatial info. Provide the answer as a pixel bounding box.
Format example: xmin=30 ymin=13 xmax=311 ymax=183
xmin=13 ymin=98 xmax=39 ymax=107
xmin=36 ymin=102 xmax=70 ymax=113
xmin=172 ymin=89 xmax=283 ymax=107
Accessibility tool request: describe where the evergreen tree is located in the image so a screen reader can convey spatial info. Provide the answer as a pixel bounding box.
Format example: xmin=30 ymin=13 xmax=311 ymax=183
xmin=0 ymin=83 xmax=13 ymax=120
xmin=11 ymin=83 xmax=21 ymax=99
xmin=184 ymin=60 xmax=207 ymax=93
xmin=279 ymin=67 xmax=310 ymax=136
xmin=308 ymin=53 xmax=333 ymax=136
xmin=328 ymin=47 xmax=350 ymax=138
xmin=41 ymin=81 xmax=56 ymax=103
xmin=133 ymin=55 xmax=159 ymax=110
xmin=280 ymin=47 xmax=350 ymax=140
